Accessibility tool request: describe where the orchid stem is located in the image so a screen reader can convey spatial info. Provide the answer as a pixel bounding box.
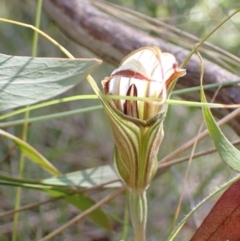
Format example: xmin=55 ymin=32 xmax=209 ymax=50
xmin=129 ymin=190 xmax=147 ymax=241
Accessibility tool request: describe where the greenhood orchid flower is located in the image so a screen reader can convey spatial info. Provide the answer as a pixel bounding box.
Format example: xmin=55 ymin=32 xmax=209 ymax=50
xmin=102 ymin=46 xmax=185 ymax=121
xmin=87 ymin=46 xmax=186 ymax=192
xmin=101 ymin=46 xmax=186 ymax=191
xmin=87 ymin=46 xmax=186 ymax=241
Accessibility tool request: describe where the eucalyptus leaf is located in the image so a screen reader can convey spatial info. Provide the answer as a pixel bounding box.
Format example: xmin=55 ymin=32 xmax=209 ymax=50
xmin=0 ymin=53 xmax=101 ymax=111
xmin=199 ymin=52 xmax=240 ymax=171
xmin=0 ymin=129 xmax=60 ymax=175
xmin=42 ymin=165 xmax=122 ymax=188
xmin=202 ymin=104 xmax=240 ymax=171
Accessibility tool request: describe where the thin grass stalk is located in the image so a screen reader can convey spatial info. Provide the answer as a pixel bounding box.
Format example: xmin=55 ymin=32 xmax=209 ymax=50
xmin=1 ymin=86 xmax=240 ymax=121
xmin=32 ymin=6 xmax=44 ymax=235
xmin=12 ymin=1 xmax=42 ymax=240
xmin=12 ymin=111 xmax=29 ymax=241
xmin=32 ymin=0 xmax=42 ymax=57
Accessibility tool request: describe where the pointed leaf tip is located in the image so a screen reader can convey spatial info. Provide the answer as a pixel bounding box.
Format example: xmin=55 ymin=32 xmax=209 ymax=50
xmin=0 ymin=54 xmax=101 ymax=111
xmin=198 ymin=49 xmax=240 ymax=172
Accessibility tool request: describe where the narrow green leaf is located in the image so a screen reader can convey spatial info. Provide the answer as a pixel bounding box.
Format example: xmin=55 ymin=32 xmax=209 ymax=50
xmin=0 ymin=129 xmax=59 ymax=175
xmin=167 ymin=51 xmax=240 ymax=241
xmin=46 ymin=190 xmax=113 ymax=231
xmin=42 ymin=165 xmax=122 ymax=188
xmin=0 ymin=53 xmax=101 ymax=111
xmin=0 ymin=174 xmax=113 ymax=231
xmin=0 ymin=174 xmax=55 ymax=190
xmin=198 ymin=51 xmax=240 ymax=171
xmin=202 ymin=106 xmax=240 ymax=171
xmin=0 ymin=105 xmax=103 ymax=127
xmin=167 ymin=174 xmax=240 ymax=241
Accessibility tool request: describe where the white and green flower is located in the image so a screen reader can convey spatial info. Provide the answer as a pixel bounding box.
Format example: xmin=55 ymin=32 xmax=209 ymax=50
xmin=88 ymin=46 xmax=186 ymax=191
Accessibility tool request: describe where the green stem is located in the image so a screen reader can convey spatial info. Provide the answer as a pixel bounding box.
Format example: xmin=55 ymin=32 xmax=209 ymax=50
xmin=129 ymin=190 xmax=147 ymax=241
xmin=12 ymin=1 xmax=42 ymax=240
xmin=31 ymin=0 xmax=42 ymax=57
xmin=121 ymin=191 xmax=129 ymax=240
xmin=12 ymin=112 xmax=29 ymax=241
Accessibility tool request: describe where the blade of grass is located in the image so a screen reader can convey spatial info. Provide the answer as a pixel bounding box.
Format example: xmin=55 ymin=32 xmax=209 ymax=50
xmin=12 ymin=91 xmax=29 ymax=241
xmin=0 ymin=129 xmax=59 ymax=175
xmin=38 ymin=187 xmax=126 ymax=241
xmin=197 ymin=49 xmax=240 ymax=171
xmin=0 ymin=95 xmax=99 ymax=120
xmin=180 ymin=9 xmax=240 ymax=68
xmin=167 ymin=174 xmax=240 ymax=241
xmin=172 ymin=79 xmax=240 ymax=96
xmin=0 ymin=105 xmax=103 ymax=128
xmin=1 ymin=93 xmax=240 ymax=122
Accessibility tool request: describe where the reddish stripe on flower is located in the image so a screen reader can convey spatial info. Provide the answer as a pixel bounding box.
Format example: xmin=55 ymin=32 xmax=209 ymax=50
xmin=124 ymin=84 xmax=139 ymax=118
xmin=112 ymin=70 xmax=151 ymax=81
xmin=101 ymin=46 xmax=186 ymax=121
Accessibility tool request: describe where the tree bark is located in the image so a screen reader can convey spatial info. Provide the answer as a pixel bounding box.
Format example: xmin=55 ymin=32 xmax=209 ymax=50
xmin=43 ymin=0 xmax=240 ymax=135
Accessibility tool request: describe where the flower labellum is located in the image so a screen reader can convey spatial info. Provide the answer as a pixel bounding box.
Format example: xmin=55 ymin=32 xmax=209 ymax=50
xmin=102 ymin=46 xmax=185 ymax=121
xmin=89 ymin=46 xmax=186 ymax=191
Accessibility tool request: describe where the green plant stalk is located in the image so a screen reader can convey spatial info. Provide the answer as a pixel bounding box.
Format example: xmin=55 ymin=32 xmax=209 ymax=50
xmin=0 ymin=105 xmax=103 ymax=128
xmin=12 ymin=1 xmax=42 ymax=240
xmin=32 ymin=0 xmax=42 ymax=57
xmin=129 ymin=190 xmax=147 ymax=241
xmin=121 ymin=191 xmax=129 ymax=240
xmin=2 ymin=83 xmax=240 ymax=121
xmin=171 ymin=79 xmax=240 ymax=96
xmin=1 ymin=75 xmax=239 ymax=121
xmin=12 ymin=111 xmax=29 ymax=241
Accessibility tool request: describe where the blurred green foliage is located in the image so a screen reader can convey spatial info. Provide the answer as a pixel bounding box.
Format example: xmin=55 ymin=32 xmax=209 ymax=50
xmin=111 ymin=0 xmax=240 ymax=54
